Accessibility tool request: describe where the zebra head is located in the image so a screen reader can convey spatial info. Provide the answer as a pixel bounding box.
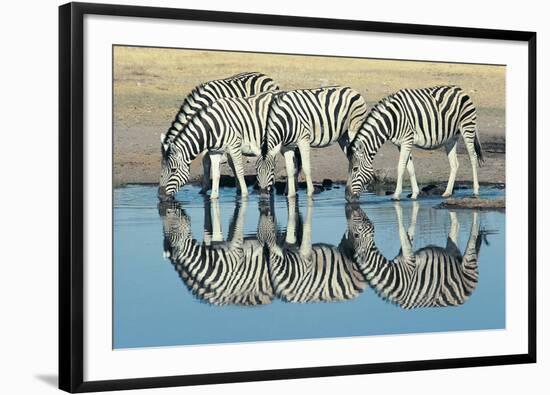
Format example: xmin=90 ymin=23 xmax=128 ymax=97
xmin=256 ymin=154 xmax=276 ymax=198
xmin=158 ymin=201 xmax=192 ymax=259
xmin=344 ymin=204 xmax=375 ymax=253
xmin=158 ymin=143 xmax=190 ymax=201
xmin=345 ymin=140 xmax=376 ymax=202
xmin=257 ymin=201 xmax=278 ymax=247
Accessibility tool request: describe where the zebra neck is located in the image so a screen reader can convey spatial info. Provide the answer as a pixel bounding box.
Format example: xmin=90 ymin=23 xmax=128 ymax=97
xmin=164 ymin=119 xmax=187 ymax=143
xmin=357 ymin=122 xmax=389 ymax=162
xmin=164 ymin=100 xmax=196 ymax=145
xmin=172 ymin=121 xmax=208 ymax=163
xmin=355 ymin=238 xmax=391 ymax=275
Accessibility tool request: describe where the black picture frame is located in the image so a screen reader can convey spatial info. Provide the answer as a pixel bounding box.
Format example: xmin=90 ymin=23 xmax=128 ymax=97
xmin=59 ymin=2 xmax=537 ymax=392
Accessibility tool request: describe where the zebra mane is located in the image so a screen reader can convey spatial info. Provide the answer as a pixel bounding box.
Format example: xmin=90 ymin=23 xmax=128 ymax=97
xmin=347 ymin=91 xmax=400 ymax=154
xmin=162 ymin=72 xmax=272 ymax=148
xmin=261 ymin=90 xmax=286 ymax=157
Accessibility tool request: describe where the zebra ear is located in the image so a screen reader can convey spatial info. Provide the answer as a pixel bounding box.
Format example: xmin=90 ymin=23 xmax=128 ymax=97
xmin=160 ymin=134 xmax=170 ymax=154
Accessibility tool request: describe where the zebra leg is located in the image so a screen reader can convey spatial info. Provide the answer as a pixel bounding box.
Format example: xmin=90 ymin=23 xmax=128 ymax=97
xmin=283 ymin=149 xmax=297 ymax=197
xmin=199 ymin=153 xmax=211 ymax=194
xmin=210 ymin=198 xmax=223 ymax=242
xmin=227 ymin=198 xmax=246 ymax=250
xmin=227 ymin=148 xmax=249 ymax=198
xmin=462 ymin=130 xmax=480 ymax=197
xmin=298 ymin=199 xmax=313 ymax=260
xmin=406 ymin=155 xmax=420 ymax=199
xmin=285 ymin=197 xmax=297 ymax=245
xmin=298 ymin=143 xmax=314 ymax=196
xmin=407 ymin=201 xmax=419 ymax=242
xmin=448 ymin=211 xmax=460 ymax=246
xmin=293 ymin=148 xmax=302 ymax=193
xmin=209 ymin=153 xmax=222 ymax=200
xmin=393 ymin=144 xmax=412 ymax=200
xmin=395 ymin=202 xmax=414 ymax=259
xmin=203 ymin=199 xmax=212 ymax=246
xmin=461 ymin=211 xmax=481 ymax=290
xmin=443 ymin=138 xmax=459 ymax=198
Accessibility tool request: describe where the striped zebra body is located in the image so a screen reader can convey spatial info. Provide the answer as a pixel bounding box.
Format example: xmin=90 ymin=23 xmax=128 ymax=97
xmin=268 ymin=244 xmax=366 ymax=303
xmin=258 ymin=199 xmax=366 ymax=303
xmin=158 ymin=91 xmax=278 ymax=200
xmin=346 ymin=86 xmax=484 ymax=202
xmin=159 ymin=201 xmax=273 ymax=306
xmin=256 ymin=86 xmax=368 ymax=197
xmin=345 ymin=203 xmax=482 ymax=309
xmin=160 ymin=72 xmax=278 ymax=195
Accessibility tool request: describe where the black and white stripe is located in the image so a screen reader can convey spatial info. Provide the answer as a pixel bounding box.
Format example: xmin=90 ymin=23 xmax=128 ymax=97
xmin=160 ymin=72 xmax=278 ymax=194
xmin=258 ymin=200 xmax=366 ymax=303
xmin=158 ymin=91 xmax=279 ymax=200
xmin=256 ymin=86 xmax=368 ymax=197
xmin=160 ymin=201 xmax=273 ymax=306
xmin=345 ymin=204 xmax=482 ymax=309
xmin=346 ymin=86 xmax=484 ymax=202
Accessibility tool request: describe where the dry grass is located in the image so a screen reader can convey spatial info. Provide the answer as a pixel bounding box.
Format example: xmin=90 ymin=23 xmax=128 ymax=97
xmin=114 ymin=46 xmax=505 ymax=130
xmin=113 ymin=46 xmax=506 ymax=186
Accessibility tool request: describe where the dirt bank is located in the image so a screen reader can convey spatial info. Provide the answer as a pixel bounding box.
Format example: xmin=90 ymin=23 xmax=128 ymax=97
xmin=113 ymin=46 xmax=506 ymax=188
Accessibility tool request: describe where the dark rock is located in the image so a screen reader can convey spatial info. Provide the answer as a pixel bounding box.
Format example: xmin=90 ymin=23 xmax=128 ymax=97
xmin=322 ymin=179 xmax=333 ymax=188
xmin=244 ymin=175 xmax=256 ymax=185
xmin=420 ymin=184 xmax=445 ymax=196
xmin=435 ymin=197 xmax=505 ymax=211
xmin=313 ymin=185 xmax=324 ymax=194
xmin=333 ymin=185 xmax=340 ymax=189
xmin=297 ymin=181 xmax=308 ymax=190
xmin=218 ymin=175 xmax=236 ymax=188
xmin=274 ymin=181 xmax=286 ymax=195
xmin=385 ymin=190 xmax=394 ymax=196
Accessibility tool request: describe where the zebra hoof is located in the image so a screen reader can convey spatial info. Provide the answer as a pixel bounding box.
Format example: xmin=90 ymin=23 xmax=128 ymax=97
xmin=442 ymin=192 xmax=453 ymax=198
xmin=471 ymin=193 xmax=479 ymax=199
xmin=410 ymin=194 xmax=418 ymax=200
xmin=391 ymin=195 xmax=401 ymax=201
xmin=210 ymin=194 xmax=219 ymax=200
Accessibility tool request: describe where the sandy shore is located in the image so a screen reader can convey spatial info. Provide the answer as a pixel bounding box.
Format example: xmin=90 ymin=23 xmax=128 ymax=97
xmin=114 ymin=47 xmax=506 ymax=187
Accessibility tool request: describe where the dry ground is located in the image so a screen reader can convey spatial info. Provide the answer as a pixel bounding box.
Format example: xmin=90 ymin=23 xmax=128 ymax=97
xmin=113 ymin=46 xmax=506 ymax=187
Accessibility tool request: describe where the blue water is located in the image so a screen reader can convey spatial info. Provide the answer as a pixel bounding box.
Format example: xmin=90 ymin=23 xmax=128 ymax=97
xmin=113 ymin=185 xmax=505 ymax=349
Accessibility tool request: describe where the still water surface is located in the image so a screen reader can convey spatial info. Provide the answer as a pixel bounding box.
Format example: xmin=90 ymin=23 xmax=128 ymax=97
xmin=114 ymin=185 xmax=505 ymax=349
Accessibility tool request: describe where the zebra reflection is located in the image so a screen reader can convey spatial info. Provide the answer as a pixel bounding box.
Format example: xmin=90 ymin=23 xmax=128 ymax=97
xmin=160 ymin=198 xmax=367 ymax=305
xmin=159 ymin=199 xmax=273 ymax=306
xmin=345 ymin=203 xmax=485 ymax=309
xmin=259 ymin=199 xmax=366 ymax=303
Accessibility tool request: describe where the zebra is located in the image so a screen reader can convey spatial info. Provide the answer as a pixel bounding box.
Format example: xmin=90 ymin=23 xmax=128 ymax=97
xmin=258 ymin=198 xmax=366 ymax=303
xmin=160 ymin=72 xmax=279 ymax=195
xmin=159 ymin=199 xmax=274 ymax=306
xmin=159 ymin=90 xmax=286 ymax=200
xmin=345 ymin=86 xmax=484 ymax=202
xmin=256 ymin=86 xmax=368 ymax=198
xmin=345 ymin=202 xmax=485 ymax=309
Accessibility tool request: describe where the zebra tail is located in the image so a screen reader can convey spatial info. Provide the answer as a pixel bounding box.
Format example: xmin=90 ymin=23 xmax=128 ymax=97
xmin=474 ymin=132 xmax=485 ymax=166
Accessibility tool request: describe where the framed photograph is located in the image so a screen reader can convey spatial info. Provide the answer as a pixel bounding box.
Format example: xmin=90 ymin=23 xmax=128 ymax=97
xmin=59 ymin=2 xmax=537 ymax=393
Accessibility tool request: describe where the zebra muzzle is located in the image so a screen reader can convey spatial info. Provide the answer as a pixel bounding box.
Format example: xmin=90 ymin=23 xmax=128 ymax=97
xmin=158 ymin=186 xmax=173 ymax=201
xmin=258 ymin=186 xmax=273 ymax=199
xmin=345 ymin=187 xmax=360 ymax=203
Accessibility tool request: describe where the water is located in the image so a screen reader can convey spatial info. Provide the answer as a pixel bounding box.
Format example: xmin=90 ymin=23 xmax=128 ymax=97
xmin=113 ymin=185 xmax=505 ymax=349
